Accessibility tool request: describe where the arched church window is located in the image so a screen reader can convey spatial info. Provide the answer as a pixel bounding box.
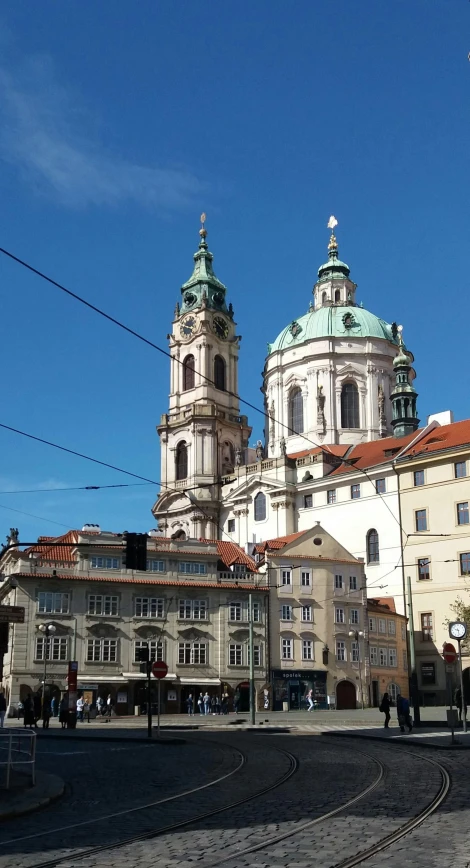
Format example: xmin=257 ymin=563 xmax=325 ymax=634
xmin=367 ymin=529 xmax=379 ymax=564
xmin=176 ymin=441 xmax=188 ymax=480
xmin=335 ymin=289 xmax=341 ymax=303
xmin=254 ymin=492 xmax=266 ymax=522
xmin=214 ymin=355 xmax=226 ymax=391
xmin=183 ymin=355 xmax=195 ymax=391
xmin=322 ymin=291 xmax=327 ymax=304
xmin=341 ymin=382 xmax=360 ymax=429
xmin=289 ymin=388 xmax=304 ymax=435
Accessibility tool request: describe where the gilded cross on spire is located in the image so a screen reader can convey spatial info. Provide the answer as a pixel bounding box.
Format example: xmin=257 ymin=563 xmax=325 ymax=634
xmin=199 ymin=212 xmax=207 ymax=240
xmin=327 ymin=215 xmax=338 ymax=252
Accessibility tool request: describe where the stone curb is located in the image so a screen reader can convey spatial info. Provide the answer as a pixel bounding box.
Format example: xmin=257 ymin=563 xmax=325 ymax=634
xmin=321 ymin=730 xmax=470 ymax=750
xmin=0 ymin=772 xmax=64 ymax=821
xmin=31 ymin=731 xmax=186 ymax=745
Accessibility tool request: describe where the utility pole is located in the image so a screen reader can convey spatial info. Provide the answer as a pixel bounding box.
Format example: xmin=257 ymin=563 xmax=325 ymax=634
xmin=249 ymin=593 xmax=255 ymax=725
xmin=349 ymin=629 xmax=365 ymax=709
xmin=147 ymin=659 xmax=152 ymax=739
xmin=406 ymin=575 xmax=421 ymax=726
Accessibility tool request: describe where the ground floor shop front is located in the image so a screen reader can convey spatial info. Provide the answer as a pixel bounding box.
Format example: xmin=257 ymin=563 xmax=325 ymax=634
xmin=272 ymin=669 xmax=327 ymax=711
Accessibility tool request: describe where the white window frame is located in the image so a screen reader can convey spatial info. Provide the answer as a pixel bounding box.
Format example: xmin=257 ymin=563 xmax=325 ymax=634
xmin=370 ymin=646 xmax=378 ymax=665
xmin=134 ymin=597 xmax=165 ymax=618
xmin=350 ymin=609 xmax=359 ymax=625
xmin=134 ymin=640 xmax=164 ymax=662
xmin=247 ymin=644 xmax=262 ymax=667
xmin=301 ymin=570 xmax=311 ymax=587
xmin=349 ymin=576 xmax=358 ymax=591
xmin=281 ymin=638 xmax=293 ymax=660
xmin=302 ymin=639 xmax=313 ymax=660
xmin=388 ymin=619 xmax=396 ymax=635
xmin=351 ymin=640 xmax=359 ymax=662
xmin=90 ymin=556 xmax=120 ymax=570
xmin=378 ymin=618 xmax=386 ymax=634
xmin=35 ymin=636 xmax=68 ymax=661
xmin=146 ymin=559 xmax=166 ymax=572
xmin=252 ymin=601 xmax=261 ymax=622
xmin=178 ymin=642 xmax=208 ymax=665
xmin=179 ymin=562 xmax=207 ymax=575
xmin=336 ymin=641 xmax=346 ymax=661
xmin=88 ymin=595 xmax=119 ymax=616
xmin=327 ymin=489 xmax=337 ymax=504
xmin=281 ymin=604 xmax=293 ymax=620
xmin=388 ymin=648 xmax=397 ymax=667
xmin=301 ymin=605 xmax=313 ymax=622
xmin=369 ymin=617 xmax=376 ymax=632
xmin=335 ymin=607 xmax=345 ymax=624
xmin=179 ymin=599 xmax=207 ymax=620
xmin=281 ymin=569 xmax=292 ymax=586
xmin=229 ymin=601 xmax=243 ymax=622
xmin=335 ymin=574 xmax=343 ymax=589
xmin=37 ymin=591 xmax=70 ymax=614
xmin=87 ymin=638 xmax=118 ymax=663
xmin=379 ymin=647 xmax=387 ymax=666
xmin=229 ymin=643 xmax=243 ymax=665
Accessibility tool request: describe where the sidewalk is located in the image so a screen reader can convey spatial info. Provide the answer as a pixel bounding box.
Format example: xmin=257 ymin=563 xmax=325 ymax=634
xmin=0 ymin=771 xmax=64 ymax=821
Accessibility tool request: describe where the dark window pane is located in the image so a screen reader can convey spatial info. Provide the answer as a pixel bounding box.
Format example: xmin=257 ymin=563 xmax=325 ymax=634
xmin=376 ymin=478 xmax=386 ymax=494
xmin=414 ymin=470 xmax=424 ymax=486
xmin=415 ymin=509 xmax=427 ymax=532
xmin=455 ymin=462 xmax=467 ymax=478
xmin=254 ymin=492 xmax=266 ymax=522
xmin=341 ymin=383 xmax=359 ymax=429
xmin=367 ymin=529 xmax=379 ymax=563
xmin=327 ymin=490 xmax=336 ymax=504
xmin=457 ymin=503 xmax=469 ymax=525
xmin=227 ymin=519 xmax=235 ymax=533
xmin=183 ymin=355 xmax=195 ymax=391
xmin=289 ymin=388 xmax=304 ymax=434
xmin=460 ymin=553 xmax=470 ymax=575
xmin=214 ymin=355 xmax=226 ymax=390
xmin=418 ymin=558 xmax=430 ymax=580
xmin=176 ymin=442 xmax=188 ymax=480
xmin=351 ymin=484 xmax=360 ymax=499
xmin=304 ymin=494 xmax=312 ymax=509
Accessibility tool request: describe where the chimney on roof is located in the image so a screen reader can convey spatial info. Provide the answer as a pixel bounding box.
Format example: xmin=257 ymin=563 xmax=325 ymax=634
xmin=427 ymin=410 xmax=454 ymax=426
xmin=81 ymin=524 xmax=101 ymax=532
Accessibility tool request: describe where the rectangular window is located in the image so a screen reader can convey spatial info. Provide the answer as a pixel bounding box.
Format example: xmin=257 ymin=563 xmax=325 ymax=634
xmin=179 ymin=600 xmax=207 ymax=620
xmin=88 ymin=595 xmax=118 ymax=616
xmin=252 ymin=602 xmax=261 ymax=622
xmin=301 ymin=605 xmax=312 ymax=622
xmin=403 ymin=650 xmax=408 ymax=670
xmin=327 ymin=489 xmax=337 ymax=505
xmin=421 ymin=662 xmax=436 ymax=684
xmin=388 ymin=620 xmax=396 ymax=635
xmin=369 ymin=617 xmax=376 ymax=632
xmin=351 ymin=484 xmax=361 ymax=500
xmin=146 ymin=560 xmax=166 ymax=572
xmin=86 ymin=639 xmax=117 ymax=663
xmin=229 ymin=643 xmax=243 ymax=665
xmin=303 ymin=494 xmax=313 ymax=509
xmin=378 ymin=618 xmax=386 ymax=633
xmin=179 ymin=562 xmax=207 ymax=575
xmin=37 ymin=591 xmax=70 ymax=614
xmin=281 ymin=604 xmax=293 ymax=620
xmin=370 ymin=646 xmax=378 ymax=665
xmin=335 ymin=607 xmax=345 ymax=624
xmin=134 ymin=640 xmax=164 ymax=662
xmin=379 ymin=647 xmax=387 ymax=666
xmin=455 ymin=461 xmax=467 ymax=479
xmin=415 ymin=509 xmax=427 ymax=532
xmin=349 ymin=575 xmax=358 ymax=591
xmin=457 ymin=502 xmax=469 ymax=526
xmin=227 ymin=519 xmax=236 ymax=533
xmin=335 ymin=574 xmax=343 ymax=590
xmin=35 ymin=636 xmax=68 ymax=661
xmin=460 ymin=553 xmax=470 ymax=576
xmin=178 ymin=642 xmax=207 ymax=665
xmin=247 ymin=644 xmax=262 ymax=667
xmin=90 ymin=556 xmax=120 ymax=570
xmin=350 ymin=609 xmax=359 ymax=625
xmin=134 ymin=597 xmax=165 ymax=618
xmin=351 ymin=641 xmax=359 ymax=662
xmin=376 ymin=478 xmax=386 ymax=494
xmin=301 ymin=570 xmax=311 ymax=587
xmin=421 ymin=612 xmax=433 ymax=641
xmin=302 ymin=639 xmax=313 ymax=661
xmin=401 ymin=622 xmax=406 ymax=641
xmin=282 ymin=638 xmax=293 ymax=660
xmin=281 ymin=569 xmax=292 ymax=586
xmin=229 ymin=602 xmax=242 ymax=622
xmin=418 ymin=558 xmax=430 ymax=581
xmin=388 ymin=648 xmax=397 ymax=667
xmin=336 ymin=641 xmax=346 ymax=661
xmin=414 ymin=470 xmax=425 ymax=487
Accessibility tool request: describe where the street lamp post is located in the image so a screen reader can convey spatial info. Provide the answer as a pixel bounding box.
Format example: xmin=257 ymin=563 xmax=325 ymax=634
xmin=349 ymin=629 xmax=365 ymax=710
xmin=38 ymin=623 xmax=56 ymax=722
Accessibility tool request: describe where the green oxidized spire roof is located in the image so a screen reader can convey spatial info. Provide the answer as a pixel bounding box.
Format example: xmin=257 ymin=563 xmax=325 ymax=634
xmin=317 ymin=215 xmax=351 ymax=282
xmin=179 ymin=214 xmax=231 ymax=316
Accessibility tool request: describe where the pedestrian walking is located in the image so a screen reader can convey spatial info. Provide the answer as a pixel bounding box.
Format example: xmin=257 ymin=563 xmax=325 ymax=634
xmin=396 ymin=694 xmax=413 ymax=733
xmin=42 ymin=697 xmax=51 ymax=728
xmin=379 ymin=692 xmax=391 ymax=728
xmin=210 ymin=695 xmax=217 ymax=715
xmin=76 ymin=696 xmax=84 ymax=722
xmin=33 ymin=692 xmax=42 ymax=728
xmin=23 ymin=694 xmax=35 ymax=729
xmin=221 ymin=694 xmax=228 ymax=715
xmin=455 ymin=687 xmax=467 ymax=722
xmin=51 ymin=696 xmax=57 ymax=718
xmin=186 ymin=693 xmax=194 ymax=716
xmin=306 ymin=688 xmax=314 ymax=712
xmin=0 ymin=691 xmax=6 ymax=727
xmin=83 ymin=700 xmax=91 ymax=722
xmin=105 ymin=694 xmax=114 ymax=720
xmin=96 ymin=695 xmax=104 ymax=716
xmin=59 ymin=695 xmax=68 ymax=729
xmin=215 ymin=694 xmax=221 ymax=715
xmin=203 ymin=692 xmax=210 ymax=714
xmin=197 ymin=693 xmax=204 ymax=714
xmin=233 ymin=690 xmax=240 ymax=714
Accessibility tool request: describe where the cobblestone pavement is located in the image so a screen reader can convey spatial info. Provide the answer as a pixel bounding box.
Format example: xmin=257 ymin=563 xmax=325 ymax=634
xmin=1 ymin=733 xmax=466 ymax=868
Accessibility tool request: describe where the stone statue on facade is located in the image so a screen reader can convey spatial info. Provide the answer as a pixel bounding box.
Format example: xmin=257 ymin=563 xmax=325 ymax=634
xmin=317 ymin=384 xmax=326 ymax=436
xmin=235 ymin=446 xmax=243 ymax=467
xmin=7 ymin=528 xmax=19 ymax=545
xmin=378 ymin=383 xmax=387 ymax=436
xmin=255 ymin=440 xmax=264 ymax=462
xmin=269 ymin=400 xmax=275 ymax=444
xmin=279 ymin=436 xmax=287 ymax=457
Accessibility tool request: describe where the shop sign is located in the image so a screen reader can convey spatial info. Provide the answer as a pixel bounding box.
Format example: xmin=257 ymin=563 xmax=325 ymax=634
xmin=78 ymin=683 xmax=99 ymax=690
xmin=272 ymin=670 xmax=326 ymax=681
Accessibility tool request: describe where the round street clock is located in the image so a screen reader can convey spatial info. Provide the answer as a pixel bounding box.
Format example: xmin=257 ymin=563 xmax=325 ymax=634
xmin=449 ymin=621 xmax=467 ymax=641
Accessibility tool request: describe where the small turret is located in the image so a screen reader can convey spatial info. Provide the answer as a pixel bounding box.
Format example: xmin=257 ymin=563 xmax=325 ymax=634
xmin=390 ymin=326 xmax=419 ymax=438
xmin=178 ymin=214 xmax=230 ymax=316
xmin=313 ymin=216 xmax=357 ymax=310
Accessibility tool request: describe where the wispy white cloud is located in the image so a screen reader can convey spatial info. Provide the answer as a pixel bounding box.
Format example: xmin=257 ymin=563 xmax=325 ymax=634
xmin=0 ymin=476 xmax=70 ymax=493
xmin=0 ymin=53 xmax=204 ymax=209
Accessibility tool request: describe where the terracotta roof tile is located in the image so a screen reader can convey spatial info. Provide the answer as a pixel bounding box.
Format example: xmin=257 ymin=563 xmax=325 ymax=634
xmin=13 ymin=572 xmax=264 ymax=591
xmin=328 ymin=431 xmax=420 ymax=477
xmin=200 ymin=539 xmax=258 ymax=572
xmin=400 ymin=418 xmax=470 ymax=460
xmin=287 ymin=444 xmax=349 ymax=461
xmin=257 ymin=531 xmax=307 ymax=553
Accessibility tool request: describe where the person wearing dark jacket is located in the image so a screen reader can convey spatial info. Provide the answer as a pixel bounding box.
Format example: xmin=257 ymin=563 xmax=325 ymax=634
xmin=396 ymin=694 xmax=413 ymax=733
xmin=379 ymin=692 xmax=391 ymax=728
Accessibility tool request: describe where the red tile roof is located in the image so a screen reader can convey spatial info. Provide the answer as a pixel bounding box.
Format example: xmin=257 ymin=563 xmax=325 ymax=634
xmin=256 ymin=531 xmax=307 ymax=553
xmin=399 ymin=419 xmax=470 ymax=460
xmin=287 ymin=445 xmax=349 ymax=461
xmin=368 ymin=596 xmax=396 ymax=612
xmin=12 ymin=572 xmax=264 ymax=591
xmin=328 ymin=431 xmax=420 ymax=477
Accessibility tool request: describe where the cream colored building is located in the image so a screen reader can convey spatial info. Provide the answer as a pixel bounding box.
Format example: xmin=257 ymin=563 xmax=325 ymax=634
xmin=0 ymin=527 xmax=268 ymax=715
xmin=258 ymin=523 xmax=368 ymax=710
xmin=395 ymin=419 xmax=470 ymax=703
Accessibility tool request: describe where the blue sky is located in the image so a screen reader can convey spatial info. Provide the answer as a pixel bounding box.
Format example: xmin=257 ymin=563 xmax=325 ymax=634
xmin=0 ymin=1 xmax=468 ymax=542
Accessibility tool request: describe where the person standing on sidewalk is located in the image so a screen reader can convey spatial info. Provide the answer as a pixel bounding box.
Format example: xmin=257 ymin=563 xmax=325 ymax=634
xmin=396 ymin=694 xmax=413 ymax=733
xmin=379 ymin=692 xmax=391 ymax=728
xmin=197 ymin=693 xmax=204 ymax=714
xmin=306 ymin=688 xmax=314 ymax=712
xmin=186 ymin=693 xmax=194 ymax=716
xmin=76 ymin=696 xmax=84 ymax=722
xmin=0 ymin=690 xmax=6 ymax=727
xmin=203 ymin=692 xmax=210 ymax=714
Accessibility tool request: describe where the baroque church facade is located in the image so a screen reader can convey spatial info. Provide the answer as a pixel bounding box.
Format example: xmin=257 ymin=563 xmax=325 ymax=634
xmin=152 ymin=217 xmax=421 ymax=608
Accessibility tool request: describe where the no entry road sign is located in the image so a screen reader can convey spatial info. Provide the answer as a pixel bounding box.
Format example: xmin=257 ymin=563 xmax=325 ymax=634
xmin=442 ymin=642 xmax=458 ymax=664
xmin=151 ymin=661 xmax=168 ymax=679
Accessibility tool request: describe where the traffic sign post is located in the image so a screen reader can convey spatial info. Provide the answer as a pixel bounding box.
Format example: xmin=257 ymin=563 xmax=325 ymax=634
xmin=0 ymin=605 xmax=25 ymax=623
xmin=449 ymin=622 xmax=468 ymax=734
xmin=152 ymin=661 xmax=168 ymax=738
xmin=443 ymin=642 xmax=459 ymax=744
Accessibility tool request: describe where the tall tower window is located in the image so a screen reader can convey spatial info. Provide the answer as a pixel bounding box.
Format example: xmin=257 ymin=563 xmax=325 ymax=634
xmin=334 ymin=289 xmax=341 ymax=302
xmin=183 ymin=355 xmax=195 ymax=391
xmin=176 ymin=441 xmax=188 ymax=480
xmin=367 ymin=529 xmax=379 ymax=564
xmin=289 ymin=388 xmax=304 ymax=434
xmin=214 ymin=355 xmax=226 ymax=391
xmin=341 ymin=383 xmax=359 ymax=429
xmin=254 ymin=492 xmax=266 ymax=522
xmin=322 ymin=291 xmax=327 ymax=304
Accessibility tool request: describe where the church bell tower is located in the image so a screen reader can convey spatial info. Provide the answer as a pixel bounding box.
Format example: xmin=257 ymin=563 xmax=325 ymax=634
xmin=152 ymin=216 xmax=251 ymax=540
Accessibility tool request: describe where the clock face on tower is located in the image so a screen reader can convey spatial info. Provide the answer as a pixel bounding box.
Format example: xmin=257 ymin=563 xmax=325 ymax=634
xmin=213 ymin=316 xmax=229 ymax=340
xmin=180 ymin=316 xmax=197 ymax=338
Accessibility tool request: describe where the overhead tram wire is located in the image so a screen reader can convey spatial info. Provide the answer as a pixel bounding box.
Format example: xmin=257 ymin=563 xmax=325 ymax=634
xmin=0 ymin=482 xmax=155 ymax=495
xmin=0 ymin=244 xmax=403 ymax=531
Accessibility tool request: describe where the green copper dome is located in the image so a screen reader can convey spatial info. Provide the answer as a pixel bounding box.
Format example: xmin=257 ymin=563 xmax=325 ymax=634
xmin=268 ymin=306 xmax=398 ymax=355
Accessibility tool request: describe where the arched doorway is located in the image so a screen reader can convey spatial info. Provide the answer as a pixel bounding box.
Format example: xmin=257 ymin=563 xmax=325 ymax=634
xmin=236 ymin=681 xmax=250 ymax=712
xmin=336 ymin=680 xmax=356 ymax=710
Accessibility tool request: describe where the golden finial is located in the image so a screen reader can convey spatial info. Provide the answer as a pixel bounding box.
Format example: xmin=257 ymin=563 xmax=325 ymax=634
xmin=327 ymin=215 xmax=338 ymax=251
xmin=199 ymin=212 xmax=207 ymax=239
